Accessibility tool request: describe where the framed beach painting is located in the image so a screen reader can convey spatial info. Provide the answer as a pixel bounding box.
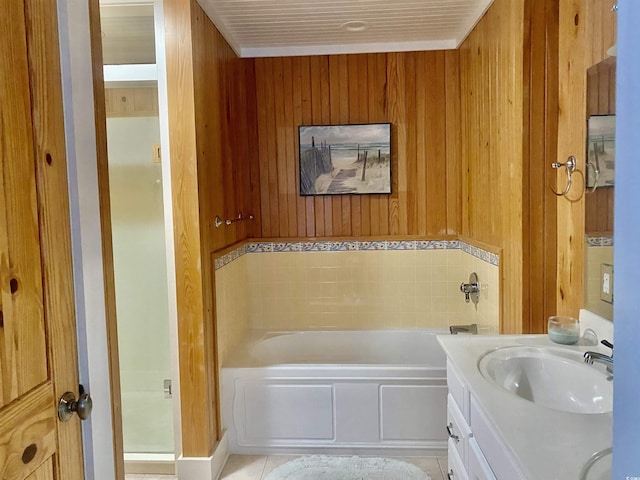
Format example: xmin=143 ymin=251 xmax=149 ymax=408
xmin=298 ymin=123 xmax=392 ymax=195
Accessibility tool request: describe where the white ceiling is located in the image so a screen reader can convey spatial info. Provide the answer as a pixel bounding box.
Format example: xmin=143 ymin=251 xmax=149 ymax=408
xmin=197 ymin=0 xmax=495 ymax=58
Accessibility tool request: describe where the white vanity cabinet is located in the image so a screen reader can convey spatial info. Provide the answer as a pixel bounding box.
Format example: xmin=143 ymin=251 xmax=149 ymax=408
xmin=445 ymin=359 xmax=523 ymax=480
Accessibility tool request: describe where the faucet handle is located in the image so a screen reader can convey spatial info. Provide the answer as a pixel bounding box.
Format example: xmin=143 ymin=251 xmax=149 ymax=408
xmin=601 ymin=339 xmax=614 ymax=352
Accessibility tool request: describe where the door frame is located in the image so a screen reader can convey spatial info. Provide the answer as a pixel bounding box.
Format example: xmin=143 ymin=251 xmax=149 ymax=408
xmin=56 ymin=0 xmax=121 ymax=477
xmin=56 ymin=0 xmax=182 ymax=477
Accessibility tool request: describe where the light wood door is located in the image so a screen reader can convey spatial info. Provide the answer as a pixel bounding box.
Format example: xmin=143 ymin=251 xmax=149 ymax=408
xmin=0 ymin=0 xmax=85 ymax=478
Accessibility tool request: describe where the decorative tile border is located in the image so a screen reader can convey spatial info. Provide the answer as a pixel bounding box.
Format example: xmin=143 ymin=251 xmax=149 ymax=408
xmin=214 ymin=243 xmax=247 ymax=270
xmin=586 ymin=235 xmax=614 ymax=247
xmin=215 ymin=239 xmax=499 ymax=270
xmin=460 ymin=242 xmax=500 ymax=266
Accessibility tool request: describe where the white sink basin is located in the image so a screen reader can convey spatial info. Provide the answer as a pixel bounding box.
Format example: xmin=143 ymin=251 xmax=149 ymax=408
xmin=478 ymin=346 xmax=612 ymax=414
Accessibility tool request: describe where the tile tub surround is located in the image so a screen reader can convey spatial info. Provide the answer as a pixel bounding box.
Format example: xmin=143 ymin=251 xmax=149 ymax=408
xmin=216 ymin=254 xmax=251 ymax=365
xmin=215 ymin=239 xmax=500 ymax=364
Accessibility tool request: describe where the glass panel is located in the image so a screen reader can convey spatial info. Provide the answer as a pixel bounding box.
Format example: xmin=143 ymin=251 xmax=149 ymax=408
xmin=107 ymin=112 xmax=174 ymax=454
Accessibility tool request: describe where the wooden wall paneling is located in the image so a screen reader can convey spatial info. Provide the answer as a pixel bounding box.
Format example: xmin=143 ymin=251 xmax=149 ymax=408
xmin=357 ymin=55 xmax=371 ymax=236
xmin=459 ymin=0 xmax=526 ymax=333
xmin=588 ymin=0 xmax=603 ymax=66
xmin=415 ymin=52 xmax=428 ymax=236
xmin=387 ymin=53 xmax=403 ymax=235
xmin=266 ymin=60 xmax=281 ymax=237
xmin=253 ymin=51 xmax=455 ymax=239
xmin=282 ymin=58 xmax=299 ymax=238
xmin=445 ymin=51 xmax=462 ymax=235
xmin=404 ymin=53 xmax=418 ymax=235
xmin=164 ymin=0 xmax=216 ymax=456
xmin=366 ymin=54 xmax=382 ymax=235
xmin=239 ymin=58 xmax=258 ymax=239
xmin=459 ymin=45 xmax=471 ymax=237
xmin=292 ymin=57 xmax=313 ymax=237
xmin=524 ymin=0 xmax=559 ymax=333
xmin=586 ymin=0 xmax=617 ymax=65
xmin=373 ymin=54 xmax=389 ymax=235
xmin=273 ymin=58 xmax=289 ymax=237
xmin=608 ymin=60 xmax=616 ymax=113
xmin=337 ymin=56 xmax=352 ymax=235
xmin=307 ymin=56 xmax=325 ymax=236
xmin=587 ymin=67 xmax=599 ymax=115
xmin=597 ymin=63 xmax=611 ymax=113
xmin=244 ymin=60 xmax=261 ymax=239
xmin=507 ymin=3 xmax=526 ymax=335
xmin=425 ymin=51 xmax=448 ymax=235
xmin=555 ymin=0 xmax=587 ymax=317
xmin=197 ymin=10 xmax=223 ymax=252
xmin=543 ymin=0 xmax=560 ymax=334
xmin=220 ymin=45 xmax=236 ymax=248
xmin=319 ymin=57 xmax=333 ymax=236
xmin=347 ymin=56 xmax=362 ymax=236
xmin=194 ymin=5 xmax=228 ymax=439
xmin=255 ymin=59 xmax=271 ymax=237
xmin=328 ymin=55 xmax=343 ymax=235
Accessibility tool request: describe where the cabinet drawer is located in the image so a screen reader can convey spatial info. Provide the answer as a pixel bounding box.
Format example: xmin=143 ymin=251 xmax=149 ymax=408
xmin=447 ymin=360 xmax=469 ymax=420
xmin=447 ymin=394 xmax=471 ymax=465
xmin=468 ymin=438 xmax=497 ymax=480
xmin=470 ymin=395 xmax=526 ymax=480
xmin=448 ymin=438 xmax=470 ymax=480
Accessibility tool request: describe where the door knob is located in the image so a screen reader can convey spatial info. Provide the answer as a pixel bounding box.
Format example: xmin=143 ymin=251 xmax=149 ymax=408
xmin=58 ymin=385 xmax=93 ymax=422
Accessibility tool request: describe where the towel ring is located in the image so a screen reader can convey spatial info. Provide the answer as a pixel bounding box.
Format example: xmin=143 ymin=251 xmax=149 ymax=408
xmin=551 ymin=156 xmax=577 ymax=196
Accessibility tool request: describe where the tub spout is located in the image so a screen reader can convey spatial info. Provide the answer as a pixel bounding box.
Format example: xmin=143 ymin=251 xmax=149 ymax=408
xmin=449 ymin=324 xmax=478 ymax=335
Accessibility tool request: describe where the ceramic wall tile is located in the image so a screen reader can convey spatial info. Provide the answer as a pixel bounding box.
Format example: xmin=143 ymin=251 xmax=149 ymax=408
xmin=216 ymin=239 xmax=500 ymax=333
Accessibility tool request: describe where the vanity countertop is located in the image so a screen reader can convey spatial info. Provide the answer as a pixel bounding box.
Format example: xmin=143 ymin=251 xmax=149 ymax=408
xmin=437 ymin=334 xmax=612 ymax=480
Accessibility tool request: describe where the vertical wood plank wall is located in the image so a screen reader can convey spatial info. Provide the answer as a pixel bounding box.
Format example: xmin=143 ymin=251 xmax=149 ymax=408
xmin=252 ymin=52 xmax=461 ymax=238
xmin=164 ymin=0 xmax=215 ymax=457
xmin=164 ymin=0 xmax=257 ymax=456
xmin=458 ymin=0 xmax=527 ymax=333
xmin=555 ymin=0 xmax=616 ymax=318
xmin=190 ymin=1 xmax=257 ymax=442
xmin=525 ymin=0 xmax=559 ymax=333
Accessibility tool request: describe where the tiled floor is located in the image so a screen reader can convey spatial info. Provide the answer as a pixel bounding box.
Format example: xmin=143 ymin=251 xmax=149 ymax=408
xmin=125 ymin=476 xmax=177 ymax=480
xmin=219 ymin=454 xmax=449 ymax=480
xmin=125 ymin=454 xmax=449 ymax=480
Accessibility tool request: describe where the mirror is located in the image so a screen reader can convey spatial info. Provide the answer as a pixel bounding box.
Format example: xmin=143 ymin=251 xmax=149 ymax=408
xmin=584 ymin=57 xmax=616 ymax=320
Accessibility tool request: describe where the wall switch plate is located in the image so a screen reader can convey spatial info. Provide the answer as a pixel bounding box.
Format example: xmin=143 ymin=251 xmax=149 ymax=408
xmin=600 ymin=263 xmax=614 ymax=304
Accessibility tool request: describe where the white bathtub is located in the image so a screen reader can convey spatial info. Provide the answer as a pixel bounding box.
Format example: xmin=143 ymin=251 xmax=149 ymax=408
xmin=221 ymin=330 xmax=448 ymax=455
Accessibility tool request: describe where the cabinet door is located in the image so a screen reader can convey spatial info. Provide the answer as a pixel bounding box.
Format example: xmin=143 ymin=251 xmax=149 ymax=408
xmin=447 ymin=394 xmax=472 ymax=466
xmin=468 ymin=438 xmax=497 ymax=480
xmin=448 ymin=438 xmax=470 ymax=480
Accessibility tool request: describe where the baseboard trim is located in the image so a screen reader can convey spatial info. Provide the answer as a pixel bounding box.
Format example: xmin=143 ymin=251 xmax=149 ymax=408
xmin=176 ymin=432 xmax=229 ymax=479
xmin=124 ymin=453 xmax=175 ymax=475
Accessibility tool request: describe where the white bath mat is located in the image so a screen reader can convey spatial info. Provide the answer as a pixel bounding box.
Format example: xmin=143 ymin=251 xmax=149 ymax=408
xmin=264 ymin=455 xmax=431 ymax=480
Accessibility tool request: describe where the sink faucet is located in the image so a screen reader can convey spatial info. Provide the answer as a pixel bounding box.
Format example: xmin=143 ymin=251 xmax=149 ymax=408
xmin=584 ymin=339 xmax=613 ymax=377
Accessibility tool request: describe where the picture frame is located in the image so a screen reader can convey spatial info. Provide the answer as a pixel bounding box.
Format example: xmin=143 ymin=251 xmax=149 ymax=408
xmin=298 ymin=123 xmax=392 ymax=195
xmin=586 ymin=115 xmax=616 ymax=188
